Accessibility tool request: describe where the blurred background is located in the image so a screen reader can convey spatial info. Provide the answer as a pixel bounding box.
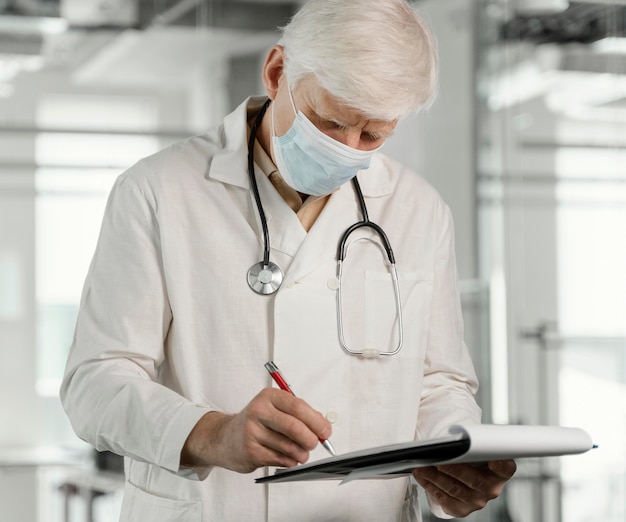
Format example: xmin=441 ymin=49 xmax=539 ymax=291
xmin=0 ymin=0 xmax=624 ymax=520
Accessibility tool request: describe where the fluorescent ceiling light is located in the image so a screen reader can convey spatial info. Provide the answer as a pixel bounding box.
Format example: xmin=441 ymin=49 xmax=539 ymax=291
xmin=546 ymin=71 xmax=626 ymax=122
xmin=60 ymin=0 xmax=138 ymax=27
xmin=577 ymin=0 xmax=626 ymax=4
xmin=517 ymin=0 xmax=569 ymax=14
xmin=0 ymin=54 xmax=44 ymax=96
xmin=546 ymin=71 xmax=626 ymax=108
xmin=0 ymin=16 xmax=68 ymax=35
xmin=487 ymin=63 xmax=556 ymax=110
xmin=593 ymin=37 xmax=626 ymax=54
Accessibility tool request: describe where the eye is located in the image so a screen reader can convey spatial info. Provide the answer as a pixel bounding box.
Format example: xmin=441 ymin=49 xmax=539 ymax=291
xmin=331 ymin=120 xmax=348 ymax=132
xmin=362 ymin=132 xmax=384 ymax=143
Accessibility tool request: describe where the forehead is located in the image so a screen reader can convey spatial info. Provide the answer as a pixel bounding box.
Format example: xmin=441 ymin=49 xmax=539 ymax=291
xmin=295 ymin=75 xmax=396 ymax=128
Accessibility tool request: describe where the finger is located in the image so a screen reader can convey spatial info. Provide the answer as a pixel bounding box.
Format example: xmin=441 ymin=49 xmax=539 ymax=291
xmin=210 ymin=413 xmax=303 ymax=473
xmin=414 ymin=465 xmax=486 ymax=498
xmin=436 ymin=461 xmax=516 ymax=498
xmin=413 ymin=470 xmax=488 ymax=518
xmin=246 ymin=432 xmax=303 ymax=469
xmin=488 ymin=459 xmax=517 ymax=479
xmin=225 ymin=408 xmax=310 ymax=470
xmin=251 ymin=420 xmax=312 ymax=465
xmin=416 ymin=464 xmax=504 ymax=503
xmin=267 ymin=389 xmax=332 ymax=442
xmin=247 ymin=389 xmax=329 ymax=458
xmin=261 ymin=401 xmax=320 ymax=453
xmin=438 ymin=463 xmax=512 ymax=500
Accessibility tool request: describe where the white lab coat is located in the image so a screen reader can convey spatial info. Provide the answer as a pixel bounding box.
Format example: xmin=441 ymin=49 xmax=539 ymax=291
xmin=61 ymin=97 xmax=481 ymax=522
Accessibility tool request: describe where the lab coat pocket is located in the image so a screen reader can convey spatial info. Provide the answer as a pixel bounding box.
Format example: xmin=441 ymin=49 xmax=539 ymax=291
xmin=364 ymin=270 xmax=433 ymax=358
xmin=120 ymin=481 xmax=201 ymax=522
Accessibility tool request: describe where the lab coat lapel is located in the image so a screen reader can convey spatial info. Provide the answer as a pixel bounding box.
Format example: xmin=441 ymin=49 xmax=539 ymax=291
xmin=279 ymin=182 xmax=358 ymax=286
xmin=207 ymin=96 xmax=266 ymax=190
xmin=256 ymin=168 xmax=307 ymax=258
xmin=280 ymin=162 xmax=394 ymax=285
xmin=206 ymin=97 xmax=305 ymax=258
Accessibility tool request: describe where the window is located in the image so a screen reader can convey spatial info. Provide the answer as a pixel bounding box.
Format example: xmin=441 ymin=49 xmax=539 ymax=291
xmin=34 ymin=94 xmax=161 ymax=397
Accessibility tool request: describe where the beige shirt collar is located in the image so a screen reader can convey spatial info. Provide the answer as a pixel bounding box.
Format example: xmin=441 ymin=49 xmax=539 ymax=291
xmin=253 ymin=137 xmax=329 ymax=232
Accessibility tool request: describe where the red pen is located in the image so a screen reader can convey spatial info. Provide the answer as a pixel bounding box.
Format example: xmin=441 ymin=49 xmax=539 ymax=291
xmin=264 ymin=361 xmax=336 ymax=456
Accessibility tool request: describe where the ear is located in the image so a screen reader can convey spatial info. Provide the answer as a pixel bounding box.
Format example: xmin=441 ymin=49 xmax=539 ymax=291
xmin=262 ymin=45 xmax=286 ymax=100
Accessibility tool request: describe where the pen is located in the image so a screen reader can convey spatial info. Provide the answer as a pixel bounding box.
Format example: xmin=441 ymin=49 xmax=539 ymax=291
xmin=264 ymin=361 xmax=336 ymax=457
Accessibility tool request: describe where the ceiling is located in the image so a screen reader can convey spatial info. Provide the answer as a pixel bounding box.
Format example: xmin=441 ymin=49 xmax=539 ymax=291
xmin=501 ymin=1 xmax=626 ymax=43
xmin=489 ymin=2 xmax=626 ymax=117
xmin=0 ymin=0 xmax=303 ymax=94
xmin=0 ymin=0 xmax=625 ymax=113
xmin=0 ymin=0 xmax=301 ymax=30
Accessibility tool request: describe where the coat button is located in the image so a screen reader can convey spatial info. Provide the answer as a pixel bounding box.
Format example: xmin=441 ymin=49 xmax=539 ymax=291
xmin=327 ymin=277 xmax=339 ymax=290
xmin=325 ymin=411 xmax=339 ymax=424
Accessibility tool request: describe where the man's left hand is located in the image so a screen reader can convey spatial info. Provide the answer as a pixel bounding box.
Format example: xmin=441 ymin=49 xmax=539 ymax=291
xmin=412 ymin=460 xmax=517 ymax=518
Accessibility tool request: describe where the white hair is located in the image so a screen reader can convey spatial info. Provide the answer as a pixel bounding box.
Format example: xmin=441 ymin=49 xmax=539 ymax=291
xmin=278 ymin=0 xmax=438 ymax=121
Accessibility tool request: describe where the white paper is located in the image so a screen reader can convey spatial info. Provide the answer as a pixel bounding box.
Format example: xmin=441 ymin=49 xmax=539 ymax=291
xmin=446 ymin=423 xmax=595 ymax=462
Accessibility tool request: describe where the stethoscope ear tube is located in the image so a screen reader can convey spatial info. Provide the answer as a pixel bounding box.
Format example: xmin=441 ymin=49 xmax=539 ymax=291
xmin=336 ymin=221 xmax=396 ymax=264
xmin=335 ymin=178 xmax=403 ymax=357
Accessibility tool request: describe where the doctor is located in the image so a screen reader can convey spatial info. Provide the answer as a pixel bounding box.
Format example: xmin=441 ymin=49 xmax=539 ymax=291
xmin=61 ymin=0 xmax=515 ymax=520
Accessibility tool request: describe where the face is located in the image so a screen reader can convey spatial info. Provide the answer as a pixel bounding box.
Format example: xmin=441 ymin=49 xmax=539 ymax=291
xmin=273 ymin=75 xmax=398 ymax=152
xmin=262 ymin=46 xmax=397 ymax=158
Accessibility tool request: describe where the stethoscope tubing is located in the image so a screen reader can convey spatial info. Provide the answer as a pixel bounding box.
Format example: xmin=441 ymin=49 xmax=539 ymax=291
xmin=337 ymin=179 xmax=396 ymax=265
xmin=247 ymin=99 xmax=273 ymax=267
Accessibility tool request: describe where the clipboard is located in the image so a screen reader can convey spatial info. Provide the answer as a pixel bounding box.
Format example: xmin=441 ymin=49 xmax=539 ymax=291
xmin=256 ymin=423 xmax=595 ymax=484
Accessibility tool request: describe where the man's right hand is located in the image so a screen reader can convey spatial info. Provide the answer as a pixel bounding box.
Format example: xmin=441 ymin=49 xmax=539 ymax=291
xmin=180 ymin=388 xmax=333 ymax=473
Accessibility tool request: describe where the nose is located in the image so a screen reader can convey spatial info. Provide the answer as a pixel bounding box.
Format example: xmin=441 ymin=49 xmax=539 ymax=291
xmin=341 ymin=129 xmax=364 ymax=150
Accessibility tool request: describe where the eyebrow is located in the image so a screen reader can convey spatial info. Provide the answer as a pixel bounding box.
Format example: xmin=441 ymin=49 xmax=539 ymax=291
xmin=318 ymin=113 xmax=395 ymax=140
xmin=365 ymin=128 xmax=395 ymax=140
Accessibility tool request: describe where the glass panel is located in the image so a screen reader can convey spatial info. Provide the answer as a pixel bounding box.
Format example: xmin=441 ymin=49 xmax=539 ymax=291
xmin=476 ymin=1 xmax=626 ymax=520
xmin=34 ymin=133 xmax=160 ymax=397
xmin=35 ymin=175 xmax=118 ymax=397
xmin=559 ymin=337 xmax=626 ymax=522
xmin=35 ymin=133 xmax=159 ymax=168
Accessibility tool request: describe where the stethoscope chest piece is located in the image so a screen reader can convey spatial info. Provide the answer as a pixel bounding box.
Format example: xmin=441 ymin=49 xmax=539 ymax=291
xmin=247 ymin=261 xmax=283 ymax=295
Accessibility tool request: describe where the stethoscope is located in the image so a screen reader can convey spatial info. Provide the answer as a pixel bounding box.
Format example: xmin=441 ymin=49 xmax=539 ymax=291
xmin=246 ymin=99 xmax=403 ymax=357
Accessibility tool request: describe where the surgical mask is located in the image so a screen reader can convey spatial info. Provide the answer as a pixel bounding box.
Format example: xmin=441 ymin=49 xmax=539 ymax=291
xmin=271 ymin=88 xmax=380 ymax=197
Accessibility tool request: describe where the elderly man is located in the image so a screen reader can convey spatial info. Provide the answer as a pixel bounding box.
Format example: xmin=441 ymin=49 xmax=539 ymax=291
xmin=61 ymin=0 xmax=515 ymax=520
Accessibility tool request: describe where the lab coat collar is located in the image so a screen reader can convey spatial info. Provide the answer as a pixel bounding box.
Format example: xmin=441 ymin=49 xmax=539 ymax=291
xmin=206 ymin=96 xmax=267 ymax=189
xmin=352 ymin=155 xmax=393 ymax=198
xmin=206 ymin=96 xmax=393 ymax=198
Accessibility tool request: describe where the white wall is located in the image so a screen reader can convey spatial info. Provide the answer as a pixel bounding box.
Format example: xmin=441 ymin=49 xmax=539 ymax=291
xmin=385 ymin=0 xmax=477 ymax=280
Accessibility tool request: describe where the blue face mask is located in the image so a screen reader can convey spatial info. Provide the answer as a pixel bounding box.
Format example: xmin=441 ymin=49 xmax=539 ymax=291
xmin=271 ymin=88 xmax=380 ymax=197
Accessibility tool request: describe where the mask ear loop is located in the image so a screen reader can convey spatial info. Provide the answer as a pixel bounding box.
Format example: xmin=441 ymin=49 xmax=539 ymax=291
xmin=270 ymin=99 xmax=277 ymax=138
xmin=271 ymin=80 xmax=298 ymax=140
xmin=286 ymin=81 xmax=298 ymax=114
